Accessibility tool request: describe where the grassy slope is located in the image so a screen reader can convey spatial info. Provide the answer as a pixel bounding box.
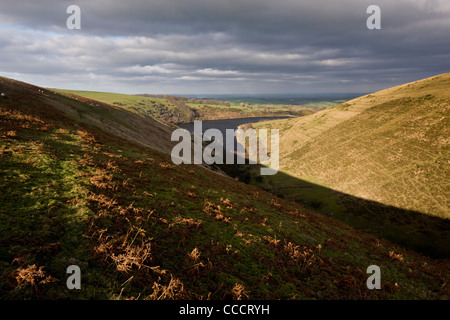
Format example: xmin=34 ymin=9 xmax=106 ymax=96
xmin=251 ymin=73 xmax=450 ymax=257
xmin=55 ymin=89 xmax=195 ymax=124
xmin=0 ymin=77 xmax=448 ymax=299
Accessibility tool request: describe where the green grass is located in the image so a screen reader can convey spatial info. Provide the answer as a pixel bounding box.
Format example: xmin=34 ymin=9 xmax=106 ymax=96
xmin=55 ymin=89 xmax=164 ymax=106
xmin=54 ymin=89 xmax=193 ymax=123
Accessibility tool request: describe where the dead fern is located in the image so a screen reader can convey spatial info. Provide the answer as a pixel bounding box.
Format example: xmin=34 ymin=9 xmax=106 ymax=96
xmin=232 ymin=283 xmax=249 ymax=300
xmin=14 ymin=265 xmax=58 ymax=292
xmin=148 ymin=276 xmax=187 ymax=300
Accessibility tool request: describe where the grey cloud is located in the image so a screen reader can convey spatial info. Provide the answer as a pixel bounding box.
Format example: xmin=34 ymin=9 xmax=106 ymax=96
xmin=0 ymin=0 xmax=449 ymax=94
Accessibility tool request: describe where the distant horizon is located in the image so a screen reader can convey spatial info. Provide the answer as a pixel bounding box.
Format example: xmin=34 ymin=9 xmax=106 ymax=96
xmin=139 ymin=92 xmax=367 ymax=99
xmin=50 ymin=85 xmax=366 ymax=100
xmin=48 ymin=84 xmax=367 ymax=98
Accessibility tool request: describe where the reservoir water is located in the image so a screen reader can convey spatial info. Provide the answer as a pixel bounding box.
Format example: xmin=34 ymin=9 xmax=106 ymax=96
xmin=176 ymin=116 xmax=292 ymax=135
xmin=176 ymin=116 xmax=291 ymax=162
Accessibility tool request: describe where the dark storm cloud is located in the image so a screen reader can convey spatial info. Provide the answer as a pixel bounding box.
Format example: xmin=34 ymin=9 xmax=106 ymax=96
xmin=0 ymin=0 xmax=449 ymax=94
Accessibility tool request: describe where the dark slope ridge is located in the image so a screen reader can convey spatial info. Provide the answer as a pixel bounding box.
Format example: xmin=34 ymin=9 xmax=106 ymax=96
xmin=0 ymin=76 xmax=448 ymax=299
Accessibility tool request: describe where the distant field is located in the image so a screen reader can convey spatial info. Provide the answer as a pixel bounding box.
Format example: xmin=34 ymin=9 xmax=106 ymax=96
xmin=205 ymin=96 xmax=357 ymax=108
xmin=214 ymin=99 xmax=350 ymax=111
xmin=192 ymin=96 xmax=355 ymax=117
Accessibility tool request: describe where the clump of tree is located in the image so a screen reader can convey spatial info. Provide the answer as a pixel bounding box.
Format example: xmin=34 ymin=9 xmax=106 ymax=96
xmin=164 ymin=95 xmax=195 ymax=122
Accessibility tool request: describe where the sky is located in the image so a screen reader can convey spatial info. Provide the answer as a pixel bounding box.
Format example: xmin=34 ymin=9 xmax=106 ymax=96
xmin=0 ymin=0 xmax=449 ymax=95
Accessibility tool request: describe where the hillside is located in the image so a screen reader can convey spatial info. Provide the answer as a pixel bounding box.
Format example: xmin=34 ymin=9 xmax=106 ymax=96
xmin=250 ymin=73 xmax=450 ymax=257
xmin=0 ymin=77 xmax=448 ymax=299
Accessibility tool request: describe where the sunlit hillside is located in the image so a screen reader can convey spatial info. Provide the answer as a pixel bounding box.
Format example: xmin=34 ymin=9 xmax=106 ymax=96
xmin=251 ymin=73 xmax=450 ymax=257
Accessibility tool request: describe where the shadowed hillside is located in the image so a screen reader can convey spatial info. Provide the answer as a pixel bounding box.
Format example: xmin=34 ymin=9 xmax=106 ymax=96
xmin=0 ymin=77 xmax=448 ymax=300
xmin=243 ymin=165 xmax=450 ymax=258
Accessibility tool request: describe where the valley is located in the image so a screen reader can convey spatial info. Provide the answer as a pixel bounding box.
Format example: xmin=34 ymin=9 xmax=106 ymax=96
xmin=0 ymin=75 xmax=448 ymax=300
